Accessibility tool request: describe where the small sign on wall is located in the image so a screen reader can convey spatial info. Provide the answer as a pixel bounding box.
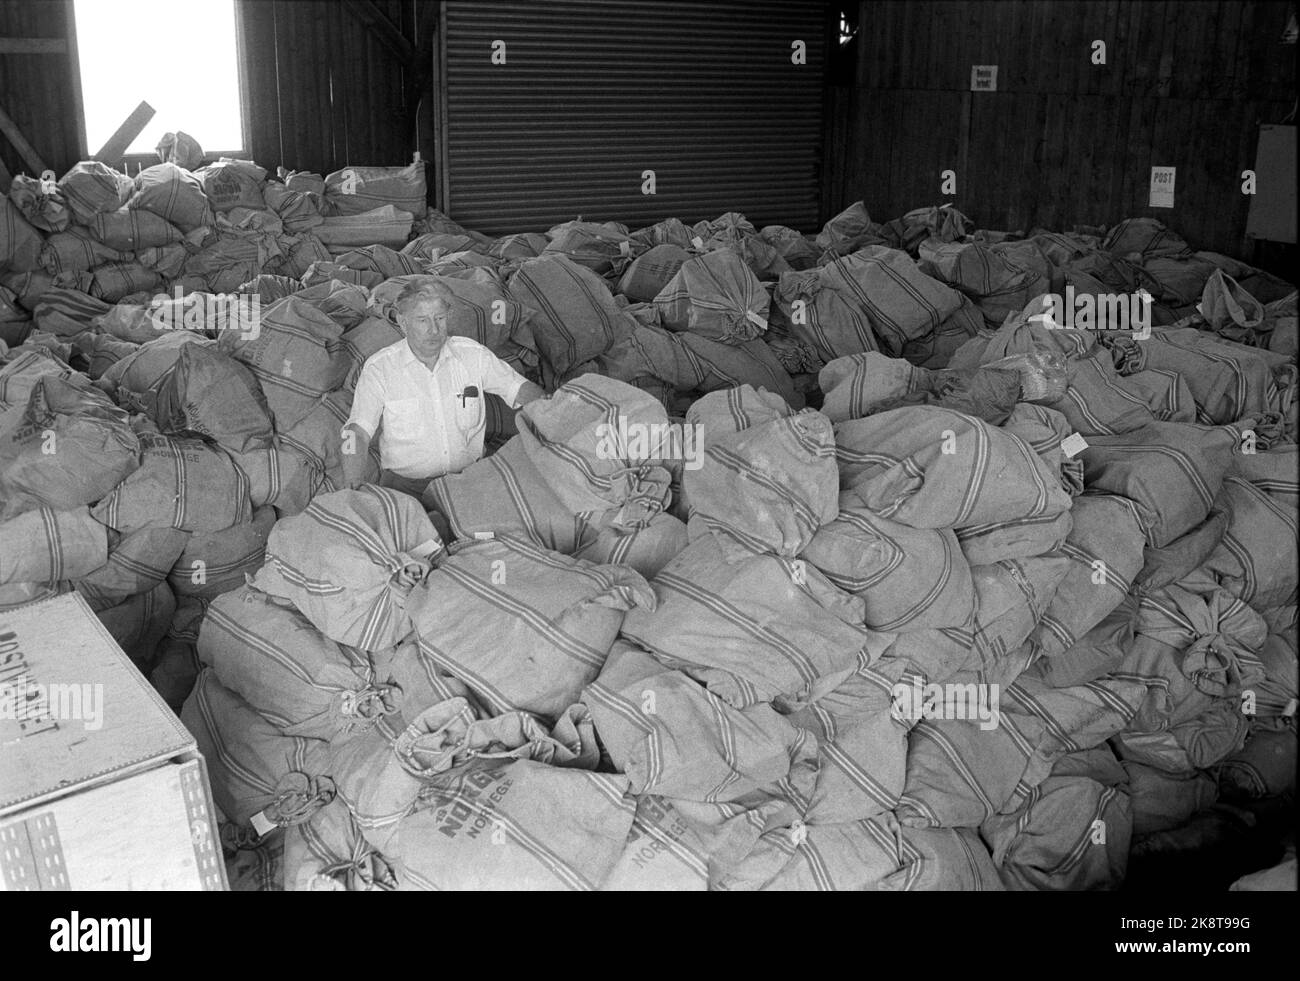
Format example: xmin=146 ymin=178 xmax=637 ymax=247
xmin=1149 ymin=166 xmax=1176 ymax=208
xmin=970 ymin=65 xmax=998 ymax=91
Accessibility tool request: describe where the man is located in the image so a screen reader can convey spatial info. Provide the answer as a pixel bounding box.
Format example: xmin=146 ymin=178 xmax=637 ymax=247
xmin=341 ymin=280 xmax=545 ymax=496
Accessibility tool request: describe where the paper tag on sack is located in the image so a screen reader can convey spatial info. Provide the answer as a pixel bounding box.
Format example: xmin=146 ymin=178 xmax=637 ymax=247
xmin=249 ymin=810 xmax=277 ymax=839
xmin=472 ymin=531 xmax=496 ymax=541
xmin=745 ymin=310 xmax=769 ymax=330
xmin=1061 ymin=433 xmax=1089 ymax=458
xmin=619 ymin=240 xmax=631 ymax=256
xmin=691 ymin=236 xmax=705 ymax=250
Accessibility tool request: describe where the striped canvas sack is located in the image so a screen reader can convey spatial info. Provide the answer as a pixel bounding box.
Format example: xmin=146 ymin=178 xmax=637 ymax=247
xmin=217 ymin=294 xmax=351 ymax=430
xmin=406 ymin=536 xmax=653 ymax=719
xmin=31 ymin=287 xmax=114 ymax=338
xmin=771 ymin=266 xmax=881 ymax=366
xmin=686 ymin=409 xmax=837 ymax=559
xmin=571 ymin=511 xmax=688 ymax=580
xmin=818 ymin=351 xmax=926 ymax=423
xmin=153 ymin=343 xmax=275 ymax=454
xmin=817 ymin=245 xmax=964 ymax=359
xmin=74 ymin=526 xmax=190 ymax=611
xmin=169 ymin=506 xmax=276 ymax=601
xmin=148 ymin=594 xmax=207 ymax=712
xmin=38 ymin=228 xmax=129 ymax=275
xmin=0 ymin=505 xmax=107 ymax=585
xmin=918 ymin=239 xmax=1048 ymax=328
xmin=618 ymin=243 xmax=689 ymax=302
xmin=424 ymin=436 xmax=594 ymax=552
xmin=283 ymin=798 xmax=397 ymax=892
xmin=1122 ymin=761 xmax=1218 ymax=835
xmin=181 ymin=667 xmax=337 ymax=834
xmin=1028 ymin=494 xmax=1144 ymax=659
xmin=252 ymin=486 xmax=443 ymax=652
xmin=0 ymin=346 xmax=71 ymax=408
xmin=897 ymin=675 xmax=1146 ymax=829
xmin=199 ymin=585 xmax=398 ymax=739
xmin=333 ymin=245 xmax=423 ymax=280
xmin=489 ymin=232 xmax=549 ymax=260
xmin=979 ymin=775 xmax=1131 ymax=890
xmin=324 ymin=162 xmax=426 ymax=219
xmin=128 ymin=163 xmax=213 ymax=233
xmin=713 ymin=815 xmax=908 ymax=891
xmin=506 ymin=253 xmax=633 ymax=384
xmin=329 ymin=698 xmax=598 ymax=855
xmin=90 ymin=261 xmax=163 ymax=304
xmin=1202 ymin=476 xmax=1298 ymax=609
xmin=516 ymin=374 xmax=674 ymax=528
xmin=544 ymin=220 xmax=636 ymax=277
xmin=954 ymin=509 xmax=1074 ymax=567
xmin=653 ymin=249 xmax=769 ymax=345
xmin=582 ymin=640 xmax=815 ymax=802
xmin=889 ymin=826 xmax=1004 ymax=891
xmin=392 ymin=761 xmax=634 ymax=891
xmin=90 ymin=207 xmax=184 ymax=251
xmin=1 ymin=375 xmax=140 ymax=521
xmin=8 ymin=175 xmax=70 ymax=233
xmin=836 ymin=405 xmax=1072 ymax=530
xmin=778 ymin=655 xmax=912 ymax=824
xmin=96 ymin=579 xmax=175 ymax=669
xmin=1078 ymin=420 xmax=1243 ymax=547
xmin=801 ymin=505 xmax=976 ymax=633
xmin=969 ymin=555 xmax=1072 ymax=658
xmin=92 ymin=432 xmax=252 ymax=534
xmin=620 ymin=531 xmax=887 ymax=710
xmin=600 ymin=794 xmax=773 ymax=891
xmin=224 ymin=439 xmax=326 ymax=516
xmin=1000 ymin=402 xmax=1085 ymax=497
xmin=56 ymin=161 xmax=135 ymax=224
xmin=101 ymin=332 xmax=210 ymax=400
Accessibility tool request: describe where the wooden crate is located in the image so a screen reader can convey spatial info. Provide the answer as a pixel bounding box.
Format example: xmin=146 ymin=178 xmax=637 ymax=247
xmin=0 ymin=593 xmax=226 ymax=890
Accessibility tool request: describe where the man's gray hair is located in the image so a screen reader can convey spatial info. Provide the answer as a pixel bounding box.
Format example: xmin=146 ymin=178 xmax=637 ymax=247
xmin=394 ymin=277 xmax=455 ymax=318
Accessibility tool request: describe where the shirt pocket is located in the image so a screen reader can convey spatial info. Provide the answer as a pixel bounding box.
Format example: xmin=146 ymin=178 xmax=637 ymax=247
xmin=452 ymin=380 xmax=486 ymax=437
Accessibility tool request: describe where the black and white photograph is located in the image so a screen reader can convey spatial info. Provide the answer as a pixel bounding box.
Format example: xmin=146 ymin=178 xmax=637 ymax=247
xmin=0 ymin=0 xmax=1296 ymax=932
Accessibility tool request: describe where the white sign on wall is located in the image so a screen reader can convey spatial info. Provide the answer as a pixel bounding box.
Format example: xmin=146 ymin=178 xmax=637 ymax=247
xmin=970 ymin=65 xmax=998 ymax=91
xmin=1149 ymin=166 xmax=1176 ymax=208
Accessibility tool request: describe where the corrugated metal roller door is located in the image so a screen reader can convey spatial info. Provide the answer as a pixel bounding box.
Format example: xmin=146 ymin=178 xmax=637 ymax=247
xmin=440 ymin=0 xmax=828 ymax=235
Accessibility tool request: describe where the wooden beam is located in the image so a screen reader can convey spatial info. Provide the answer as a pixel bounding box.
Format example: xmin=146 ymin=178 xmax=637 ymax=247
xmin=341 ymin=0 xmax=415 ymax=66
xmin=0 ymin=155 xmax=12 ymax=188
xmin=0 ymin=100 xmax=49 ymax=175
xmin=0 ymin=38 xmax=68 ymax=54
xmin=92 ymin=100 xmax=154 ymax=162
xmin=64 ymin=0 xmax=88 ymax=159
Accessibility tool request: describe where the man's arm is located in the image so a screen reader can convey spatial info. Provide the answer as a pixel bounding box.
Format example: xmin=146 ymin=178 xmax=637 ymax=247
xmin=340 ymin=423 xmax=373 ymax=489
xmin=474 ymin=346 xmax=546 ymax=408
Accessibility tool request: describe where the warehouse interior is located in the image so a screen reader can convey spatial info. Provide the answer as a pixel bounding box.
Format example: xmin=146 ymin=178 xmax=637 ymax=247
xmin=0 ymin=0 xmax=1296 ymax=894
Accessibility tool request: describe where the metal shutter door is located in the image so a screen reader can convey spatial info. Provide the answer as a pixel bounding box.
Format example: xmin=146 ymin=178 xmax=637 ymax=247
xmin=438 ymin=0 xmax=828 ymax=235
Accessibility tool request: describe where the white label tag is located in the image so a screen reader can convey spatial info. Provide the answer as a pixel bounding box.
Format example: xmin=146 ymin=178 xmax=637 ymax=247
xmin=1061 ymin=433 xmax=1089 ymax=458
xmin=249 ymin=810 xmax=277 ymax=838
xmin=1149 ymin=167 xmax=1176 ymax=208
xmin=691 ymin=236 xmax=704 ymax=250
xmin=472 ymin=531 xmax=495 ymax=541
xmin=970 ymin=65 xmax=998 ymax=91
xmin=619 ymin=240 xmax=631 ymax=256
xmin=745 ymin=310 xmax=769 ymax=330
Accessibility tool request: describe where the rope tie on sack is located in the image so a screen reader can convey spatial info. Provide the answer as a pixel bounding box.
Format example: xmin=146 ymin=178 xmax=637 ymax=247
xmin=265 ymin=772 xmax=337 ymax=827
xmin=339 ymin=683 xmax=399 ymax=726
xmin=219 ymin=821 xmax=263 ymax=853
xmin=390 ymin=538 xmax=442 ymax=589
xmin=395 ymin=699 xmax=478 ymax=779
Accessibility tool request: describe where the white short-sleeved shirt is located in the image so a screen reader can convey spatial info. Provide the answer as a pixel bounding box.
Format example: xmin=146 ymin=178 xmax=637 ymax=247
xmin=345 ymin=336 xmax=528 ymax=479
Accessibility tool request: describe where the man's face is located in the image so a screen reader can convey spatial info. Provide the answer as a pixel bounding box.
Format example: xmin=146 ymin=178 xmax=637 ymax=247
xmin=401 ymin=296 xmax=450 ymax=368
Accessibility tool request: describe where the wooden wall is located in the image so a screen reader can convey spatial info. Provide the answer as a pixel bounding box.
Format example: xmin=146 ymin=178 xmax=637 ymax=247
xmin=0 ymin=0 xmax=430 ymax=181
xmin=237 ymin=0 xmax=433 ymax=176
xmin=823 ymin=0 xmax=1297 ymax=256
xmin=0 ymin=0 xmax=84 ymax=180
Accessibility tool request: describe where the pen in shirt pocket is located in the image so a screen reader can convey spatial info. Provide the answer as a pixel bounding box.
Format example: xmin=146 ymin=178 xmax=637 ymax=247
xmin=457 ymin=385 xmax=480 ymax=407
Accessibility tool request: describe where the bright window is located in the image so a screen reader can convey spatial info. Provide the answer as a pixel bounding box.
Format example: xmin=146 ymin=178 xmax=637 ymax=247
xmin=73 ymin=0 xmax=245 ymax=156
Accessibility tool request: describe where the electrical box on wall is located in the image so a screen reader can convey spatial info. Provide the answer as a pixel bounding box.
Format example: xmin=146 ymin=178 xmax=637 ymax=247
xmin=1246 ymin=124 xmax=1297 ymax=243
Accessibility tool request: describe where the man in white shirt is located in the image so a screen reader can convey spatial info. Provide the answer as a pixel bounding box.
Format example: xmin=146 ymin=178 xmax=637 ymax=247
xmin=341 ymin=280 xmax=545 ymax=495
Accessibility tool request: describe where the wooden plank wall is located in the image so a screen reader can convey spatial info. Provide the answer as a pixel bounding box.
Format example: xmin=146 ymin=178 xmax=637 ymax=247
xmin=823 ymin=0 xmax=1297 ymax=256
xmin=0 ymin=0 xmax=426 ymax=180
xmin=0 ymin=0 xmax=82 ymax=179
xmin=238 ymin=0 xmax=423 ymax=175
